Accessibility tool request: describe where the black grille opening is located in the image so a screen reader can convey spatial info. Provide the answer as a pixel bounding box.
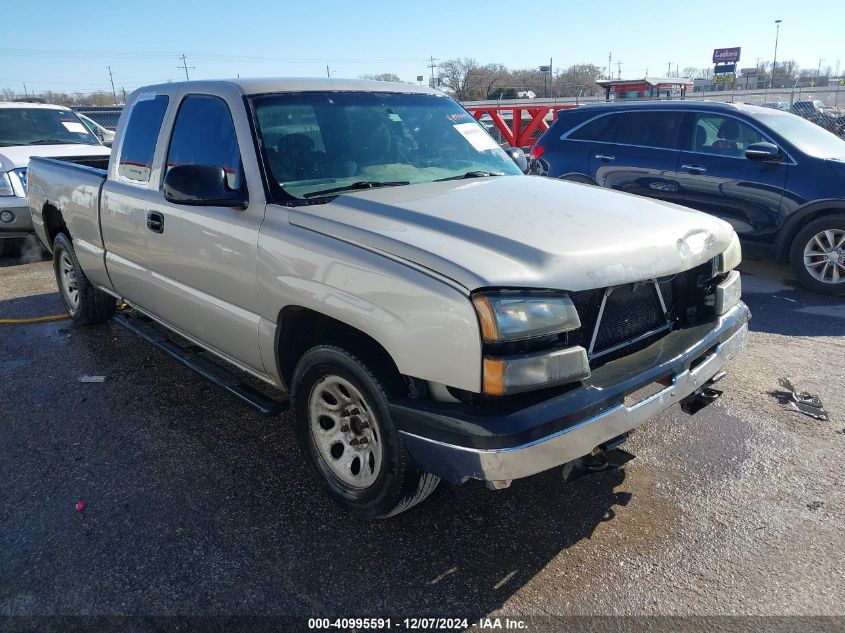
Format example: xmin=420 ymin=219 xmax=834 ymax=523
xmin=593 ymin=283 xmax=666 ymax=356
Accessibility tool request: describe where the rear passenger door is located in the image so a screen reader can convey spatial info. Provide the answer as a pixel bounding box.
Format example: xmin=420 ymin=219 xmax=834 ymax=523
xmin=587 ymin=110 xmax=685 ymax=203
xmin=674 ymin=112 xmax=788 ymax=239
xmin=144 ymin=93 xmax=266 ymax=373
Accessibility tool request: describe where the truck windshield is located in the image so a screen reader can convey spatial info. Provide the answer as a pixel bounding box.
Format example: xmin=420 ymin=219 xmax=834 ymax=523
xmin=251 ymin=91 xmax=521 ymax=200
xmin=756 ymin=111 xmax=845 ymax=159
xmin=0 ymin=107 xmax=100 ymax=147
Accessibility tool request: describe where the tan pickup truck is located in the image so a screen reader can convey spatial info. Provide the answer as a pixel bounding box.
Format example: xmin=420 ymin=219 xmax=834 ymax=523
xmin=27 ymin=78 xmax=749 ymax=517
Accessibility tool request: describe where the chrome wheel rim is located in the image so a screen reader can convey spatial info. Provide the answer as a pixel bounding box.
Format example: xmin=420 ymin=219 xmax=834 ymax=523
xmin=308 ymin=375 xmax=383 ymax=489
xmin=58 ymin=251 xmax=80 ymax=311
xmin=803 ymin=229 xmax=845 ymax=284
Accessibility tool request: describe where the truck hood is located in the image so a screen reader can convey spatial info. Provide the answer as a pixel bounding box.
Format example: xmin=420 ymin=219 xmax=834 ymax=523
xmin=289 ymin=176 xmax=736 ymax=291
xmin=0 ymin=144 xmax=110 ymax=172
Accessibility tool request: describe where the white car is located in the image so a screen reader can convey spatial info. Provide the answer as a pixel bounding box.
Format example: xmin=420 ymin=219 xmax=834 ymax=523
xmin=77 ymin=113 xmax=115 ymax=147
xmin=0 ymin=102 xmax=110 ymax=256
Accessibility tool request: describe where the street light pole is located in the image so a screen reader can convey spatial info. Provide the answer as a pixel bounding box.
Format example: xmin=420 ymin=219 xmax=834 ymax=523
xmin=770 ymin=19 xmax=782 ymax=90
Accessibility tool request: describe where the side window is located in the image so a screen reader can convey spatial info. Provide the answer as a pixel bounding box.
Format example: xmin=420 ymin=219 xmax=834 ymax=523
xmin=118 ymin=95 xmax=169 ymax=182
xmin=614 ymin=111 xmax=684 ymax=149
xmin=568 ymin=113 xmax=619 ymax=142
xmin=691 ymin=114 xmax=768 ymax=158
xmin=166 ymin=95 xmax=243 ymax=190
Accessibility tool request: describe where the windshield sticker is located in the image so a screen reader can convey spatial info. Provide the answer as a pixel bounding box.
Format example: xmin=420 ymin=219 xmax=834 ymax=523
xmin=61 ymin=121 xmax=88 ymax=134
xmin=447 ymin=112 xmax=470 ymax=122
xmin=453 ymin=122 xmax=500 ymax=152
xmin=388 ymin=113 xmax=402 ymax=122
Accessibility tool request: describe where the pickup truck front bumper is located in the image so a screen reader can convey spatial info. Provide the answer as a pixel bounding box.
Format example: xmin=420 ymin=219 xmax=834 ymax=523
xmin=0 ymin=196 xmax=33 ymax=239
xmin=391 ymin=302 xmax=750 ymax=484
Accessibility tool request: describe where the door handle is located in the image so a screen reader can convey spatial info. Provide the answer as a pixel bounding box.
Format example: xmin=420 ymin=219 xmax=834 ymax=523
xmin=147 ymin=211 xmax=164 ymax=234
xmin=681 ymin=164 xmax=707 ymax=174
xmin=595 ymin=154 xmax=615 ymax=161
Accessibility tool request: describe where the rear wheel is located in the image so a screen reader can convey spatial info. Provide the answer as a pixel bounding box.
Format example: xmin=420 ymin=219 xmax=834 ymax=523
xmin=789 ymin=215 xmax=845 ymax=295
xmin=52 ymin=233 xmax=116 ymax=323
xmin=291 ymin=345 xmax=439 ymax=518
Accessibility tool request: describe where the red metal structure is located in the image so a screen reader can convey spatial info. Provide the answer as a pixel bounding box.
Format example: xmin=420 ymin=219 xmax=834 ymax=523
xmin=463 ymin=104 xmax=578 ymax=147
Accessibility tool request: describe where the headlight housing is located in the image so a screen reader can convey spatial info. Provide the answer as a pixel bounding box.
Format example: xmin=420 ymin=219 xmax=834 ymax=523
xmin=716 ymin=233 xmax=742 ymax=273
xmin=0 ymin=173 xmax=14 ymax=197
xmin=471 ymin=291 xmax=581 ymax=342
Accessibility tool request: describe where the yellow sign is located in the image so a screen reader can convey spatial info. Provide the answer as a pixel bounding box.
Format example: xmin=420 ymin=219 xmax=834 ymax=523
xmin=714 ymin=74 xmax=735 ymax=83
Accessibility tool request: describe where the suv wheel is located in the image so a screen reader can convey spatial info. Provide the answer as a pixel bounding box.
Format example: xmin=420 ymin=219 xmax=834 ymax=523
xmin=291 ymin=345 xmax=439 ymax=518
xmin=53 ymin=233 xmax=117 ymax=323
xmin=789 ymin=215 xmax=845 ymax=295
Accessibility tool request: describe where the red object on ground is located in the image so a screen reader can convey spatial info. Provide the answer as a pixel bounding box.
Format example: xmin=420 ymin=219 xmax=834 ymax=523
xmin=75 ymin=501 xmax=86 ymax=512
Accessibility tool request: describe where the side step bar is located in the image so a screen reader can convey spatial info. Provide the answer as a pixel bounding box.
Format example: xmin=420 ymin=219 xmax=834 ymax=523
xmin=114 ymin=311 xmax=288 ymax=416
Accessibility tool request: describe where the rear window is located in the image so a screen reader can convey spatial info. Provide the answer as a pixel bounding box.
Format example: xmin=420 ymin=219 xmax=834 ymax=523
xmin=567 ymin=113 xmax=619 ymax=142
xmin=614 ymin=111 xmax=684 ymax=149
xmin=118 ymin=94 xmax=169 ymax=183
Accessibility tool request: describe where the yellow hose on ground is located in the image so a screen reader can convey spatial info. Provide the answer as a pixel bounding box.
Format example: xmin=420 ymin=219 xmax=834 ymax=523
xmin=0 ymin=314 xmax=69 ymax=324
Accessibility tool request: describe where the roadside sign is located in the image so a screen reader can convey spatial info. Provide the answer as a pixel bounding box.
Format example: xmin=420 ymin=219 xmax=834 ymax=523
xmin=713 ymin=47 xmax=741 ymax=63
xmin=538 ymin=65 xmax=551 ymax=74
xmin=741 ymin=68 xmax=758 ymax=75
xmin=714 ymin=64 xmax=736 ymax=74
xmin=416 ymin=75 xmax=424 ymax=82
xmin=714 ymin=74 xmax=735 ymax=83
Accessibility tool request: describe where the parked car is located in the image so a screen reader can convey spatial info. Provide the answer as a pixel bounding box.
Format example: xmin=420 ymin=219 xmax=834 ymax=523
xmin=0 ymin=102 xmax=110 ymax=256
xmin=77 ymin=113 xmax=115 ymax=147
xmin=760 ymin=101 xmax=790 ymax=111
xmin=531 ymin=101 xmax=845 ymax=294
xmin=790 ymin=100 xmax=845 ymax=137
xmin=28 ymin=79 xmax=748 ymax=517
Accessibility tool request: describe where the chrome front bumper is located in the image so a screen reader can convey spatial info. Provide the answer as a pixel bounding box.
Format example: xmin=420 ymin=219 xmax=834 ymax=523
xmin=396 ymin=303 xmax=749 ymax=484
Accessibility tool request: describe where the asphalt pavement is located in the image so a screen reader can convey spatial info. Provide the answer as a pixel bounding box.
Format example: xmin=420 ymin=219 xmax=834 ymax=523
xmin=1 ymin=244 xmax=843 ymax=630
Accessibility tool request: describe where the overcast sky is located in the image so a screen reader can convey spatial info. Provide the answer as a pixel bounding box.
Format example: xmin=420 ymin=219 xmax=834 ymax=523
xmin=3 ymin=0 xmax=843 ymax=94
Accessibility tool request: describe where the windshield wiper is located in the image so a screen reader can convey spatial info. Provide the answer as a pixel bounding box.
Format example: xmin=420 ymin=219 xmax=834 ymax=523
xmin=29 ymin=138 xmax=79 ymax=145
xmin=303 ymin=180 xmax=411 ymax=198
xmin=434 ymin=171 xmax=504 ymax=182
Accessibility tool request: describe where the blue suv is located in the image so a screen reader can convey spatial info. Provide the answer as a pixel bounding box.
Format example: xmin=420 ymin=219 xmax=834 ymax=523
xmin=531 ymin=101 xmax=845 ymax=294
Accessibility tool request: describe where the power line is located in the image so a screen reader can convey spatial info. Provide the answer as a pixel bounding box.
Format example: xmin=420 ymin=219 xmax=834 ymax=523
xmin=177 ymin=53 xmax=195 ymax=81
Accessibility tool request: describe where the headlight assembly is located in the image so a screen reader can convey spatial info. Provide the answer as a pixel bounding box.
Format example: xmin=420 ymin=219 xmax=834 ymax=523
xmin=0 ymin=173 xmax=14 ymax=197
xmin=471 ymin=291 xmax=581 ymax=342
xmin=716 ymin=233 xmax=742 ymax=273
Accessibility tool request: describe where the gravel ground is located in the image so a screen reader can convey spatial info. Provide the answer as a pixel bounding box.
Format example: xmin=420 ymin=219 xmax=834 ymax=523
xmin=1 ymin=246 xmax=843 ymax=631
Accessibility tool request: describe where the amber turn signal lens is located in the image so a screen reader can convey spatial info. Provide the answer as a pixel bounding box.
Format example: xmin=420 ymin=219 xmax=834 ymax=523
xmin=472 ymin=294 xmax=499 ymax=342
xmin=482 ymin=357 xmax=506 ymax=396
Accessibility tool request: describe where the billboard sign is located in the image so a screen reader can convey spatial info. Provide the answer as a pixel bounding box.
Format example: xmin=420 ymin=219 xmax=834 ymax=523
xmin=712 ymin=47 xmax=741 ymax=63
xmin=538 ymin=65 xmax=551 ymax=74
xmin=714 ymin=74 xmax=735 ymax=83
xmin=714 ymin=64 xmax=736 ymax=74
xmin=741 ymin=67 xmax=758 ymax=75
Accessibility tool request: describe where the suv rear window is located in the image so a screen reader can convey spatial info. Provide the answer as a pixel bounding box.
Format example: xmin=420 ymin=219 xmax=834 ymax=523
xmin=614 ymin=111 xmax=684 ymax=149
xmin=567 ymin=113 xmax=619 ymax=141
xmin=118 ymin=94 xmax=169 ymax=183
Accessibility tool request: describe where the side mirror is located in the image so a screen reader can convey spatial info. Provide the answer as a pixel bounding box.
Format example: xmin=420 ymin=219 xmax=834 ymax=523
xmin=163 ymin=164 xmax=247 ymax=208
xmin=504 ymin=146 xmax=529 ymax=174
xmin=745 ymin=142 xmax=783 ymax=161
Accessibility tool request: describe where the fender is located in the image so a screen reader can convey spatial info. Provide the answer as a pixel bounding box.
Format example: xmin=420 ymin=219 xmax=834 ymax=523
xmin=774 ymin=198 xmax=845 ymax=262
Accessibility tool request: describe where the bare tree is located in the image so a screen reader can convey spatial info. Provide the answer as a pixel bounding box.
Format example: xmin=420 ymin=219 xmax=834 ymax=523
xmin=474 ymin=63 xmax=509 ymax=99
xmin=437 ymin=58 xmax=479 ymax=100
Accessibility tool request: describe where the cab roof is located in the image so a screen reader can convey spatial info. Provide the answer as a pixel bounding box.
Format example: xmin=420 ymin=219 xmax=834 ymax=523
xmin=138 ymin=77 xmax=443 ymax=97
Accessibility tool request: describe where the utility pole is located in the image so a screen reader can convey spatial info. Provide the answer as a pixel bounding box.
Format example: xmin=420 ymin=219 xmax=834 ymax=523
xmin=22 ymin=83 xmax=28 ymax=99
xmin=617 ymin=61 xmax=622 ymax=80
xmin=770 ymin=19 xmax=782 ymax=89
xmin=121 ymin=86 xmax=127 ymax=104
xmin=817 ymin=58 xmax=826 ymax=77
xmin=667 ymin=61 xmax=672 ymax=76
xmin=427 ymin=55 xmax=438 ymax=87
xmin=326 ymin=65 xmax=331 ymax=78
xmin=607 ymin=52 xmax=612 ymax=80
xmin=177 ymin=53 xmax=194 ymax=81
xmin=107 ymin=66 xmax=118 ymax=105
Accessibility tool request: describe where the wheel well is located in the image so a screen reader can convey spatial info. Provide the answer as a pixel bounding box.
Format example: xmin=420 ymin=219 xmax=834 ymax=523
xmin=778 ymin=208 xmax=845 ymax=263
xmin=42 ymin=203 xmax=68 ymax=247
xmin=276 ymin=307 xmax=404 ymax=394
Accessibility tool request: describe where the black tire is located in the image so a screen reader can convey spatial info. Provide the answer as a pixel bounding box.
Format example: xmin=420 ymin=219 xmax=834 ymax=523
xmin=789 ymin=215 xmax=845 ymax=295
xmin=0 ymin=239 xmax=5 ymax=257
xmin=291 ymin=345 xmax=439 ymax=518
xmin=52 ymin=232 xmax=116 ymax=324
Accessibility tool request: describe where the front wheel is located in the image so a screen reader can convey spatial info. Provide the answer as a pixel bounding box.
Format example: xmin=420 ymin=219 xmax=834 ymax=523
xmin=291 ymin=345 xmax=439 ymax=518
xmin=53 ymin=232 xmax=116 ymax=323
xmin=789 ymin=215 xmax=845 ymax=295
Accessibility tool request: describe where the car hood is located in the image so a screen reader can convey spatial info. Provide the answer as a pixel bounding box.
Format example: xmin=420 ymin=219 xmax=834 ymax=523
xmin=289 ymin=176 xmax=736 ymax=291
xmin=0 ymin=144 xmax=110 ymax=172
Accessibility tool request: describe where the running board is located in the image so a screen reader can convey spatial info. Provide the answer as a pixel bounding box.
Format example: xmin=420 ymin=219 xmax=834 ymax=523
xmin=114 ymin=311 xmax=288 ymax=416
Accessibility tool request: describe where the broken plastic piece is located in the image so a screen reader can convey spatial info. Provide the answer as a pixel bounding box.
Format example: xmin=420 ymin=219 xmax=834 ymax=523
xmin=79 ymin=375 xmax=106 ymax=383
xmin=75 ymin=501 xmax=86 ymax=512
xmin=778 ymin=377 xmax=828 ymax=421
